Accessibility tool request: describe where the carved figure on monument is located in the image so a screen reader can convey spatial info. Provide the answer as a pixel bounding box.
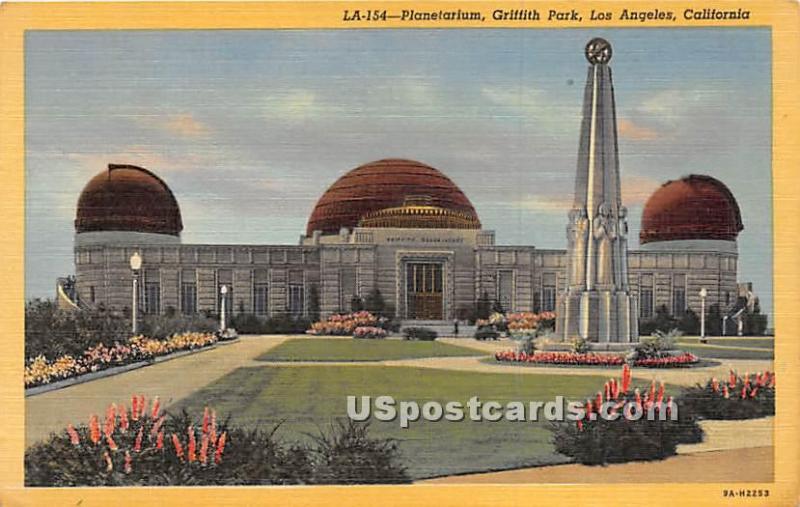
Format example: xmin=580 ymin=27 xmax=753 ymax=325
xmin=593 ymin=203 xmax=614 ymax=286
xmin=617 ymin=206 xmax=629 ymax=290
xmin=567 ymin=207 xmax=588 ymax=286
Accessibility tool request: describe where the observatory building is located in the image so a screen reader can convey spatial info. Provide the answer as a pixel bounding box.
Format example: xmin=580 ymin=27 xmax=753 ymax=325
xmin=58 ymin=40 xmax=749 ymax=333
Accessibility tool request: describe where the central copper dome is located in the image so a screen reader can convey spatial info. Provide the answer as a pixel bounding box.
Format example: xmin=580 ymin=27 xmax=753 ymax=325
xmin=306 ymin=159 xmax=481 ymax=235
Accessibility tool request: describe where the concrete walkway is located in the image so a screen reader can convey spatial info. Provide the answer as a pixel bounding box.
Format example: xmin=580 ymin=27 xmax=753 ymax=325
xmin=422 ymin=446 xmax=773 ymax=483
xmin=25 ymin=336 xmax=289 ymax=448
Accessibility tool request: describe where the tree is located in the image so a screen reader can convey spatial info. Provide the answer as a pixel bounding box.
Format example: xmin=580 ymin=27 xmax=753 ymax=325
xmin=742 ymin=300 xmax=768 ymax=336
xmin=706 ymin=304 xmax=723 ymax=336
xmin=677 ymin=308 xmax=701 ymax=335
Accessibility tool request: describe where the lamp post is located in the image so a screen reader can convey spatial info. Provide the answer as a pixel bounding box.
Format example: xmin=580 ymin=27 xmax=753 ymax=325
xmin=129 ymin=252 xmax=142 ymax=335
xmin=220 ymin=284 xmax=228 ymax=332
xmin=699 ymin=287 xmax=708 ymax=343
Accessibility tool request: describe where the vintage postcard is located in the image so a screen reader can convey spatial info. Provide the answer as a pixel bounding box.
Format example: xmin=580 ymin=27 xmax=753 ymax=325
xmin=1 ymin=1 xmax=798 ymax=505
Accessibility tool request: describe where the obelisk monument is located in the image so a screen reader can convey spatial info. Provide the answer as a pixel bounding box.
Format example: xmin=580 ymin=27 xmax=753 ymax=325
xmin=556 ymin=38 xmax=639 ymax=345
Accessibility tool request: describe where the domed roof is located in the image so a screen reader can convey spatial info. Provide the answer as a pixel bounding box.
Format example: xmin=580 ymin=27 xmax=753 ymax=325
xmin=640 ymin=174 xmax=742 ymax=244
xmin=75 ymin=164 xmax=183 ymax=236
xmin=306 ymin=159 xmax=480 ymax=235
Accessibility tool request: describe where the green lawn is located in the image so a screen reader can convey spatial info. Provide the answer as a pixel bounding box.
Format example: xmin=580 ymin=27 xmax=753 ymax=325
xmin=677 ymin=343 xmax=774 ymax=360
xmin=677 ymin=337 xmax=774 ymax=349
xmin=256 ymin=338 xmax=486 ymax=362
xmin=171 ymin=365 xmax=607 ymax=479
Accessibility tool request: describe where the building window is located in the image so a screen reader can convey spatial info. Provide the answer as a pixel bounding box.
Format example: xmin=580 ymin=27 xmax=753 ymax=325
xmin=672 ymin=274 xmax=686 ymax=317
xmin=181 ymin=283 xmax=197 ymax=315
xmin=181 ymin=269 xmax=197 ymax=315
xmin=144 ymin=282 xmax=160 ymax=315
xmin=89 ymin=286 xmax=96 ymax=304
xmin=497 ymin=270 xmax=514 ymax=312
xmin=289 ymin=284 xmax=305 ymax=316
xmin=253 ymin=269 xmax=269 ymax=316
xmin=143 ymin=269 xmax=160 ymax=315
xmin=542 ymin=273 xmax=557 ymax=312
xmin=640 ymin=274 xmax=654 ymax=319
xmin=340 ymin=267 xmax=357 ymax=311
xmin=254 ymin=284 xmax=269 ymax=316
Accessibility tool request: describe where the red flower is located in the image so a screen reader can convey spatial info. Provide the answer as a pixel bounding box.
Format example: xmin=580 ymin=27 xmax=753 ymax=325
xmin=131 ymin=395 xmax=140 ymax=421
xmin=119 ymin=404 xmax=129 ymax=433
xmin=150 ymin=396 xmax=160 ymax=419
xmin=187 ymin=425 xmax=197 ymax=463
xmin=214 ymin=432 xmax=227 ymax=464
xmin=89 ymin=414 xmax=101 ymax=445
xmin=202 ymin=407 xmax=210 ymax=436
xmin=576 ymin=420 xmax=583 ymax=432
xmin=172 ymin=433 xmax=184 ymax=461
xmin=106 ymin=434 xmax=118 ymax=451
xmin=200 ymin=433 xmax=209 ymax=465
xmin=66 ymin=424 xmax=80 ymax=446
xmin=134 ymin=426 xmax=143 ymax=452
xmin=124 ymin=451 xmax=132 ymax=474
xmin=156 ymin=431 xmax=164 ymax=450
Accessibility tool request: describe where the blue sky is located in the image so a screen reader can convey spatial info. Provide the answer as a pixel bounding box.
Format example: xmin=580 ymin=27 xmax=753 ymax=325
xmin=25 ymin=28 xmax=773 ymax=319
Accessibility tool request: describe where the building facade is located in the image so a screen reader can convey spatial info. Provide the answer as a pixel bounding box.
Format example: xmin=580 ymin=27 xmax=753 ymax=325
xmin=66 ymin=162 xmax=744 ymax=326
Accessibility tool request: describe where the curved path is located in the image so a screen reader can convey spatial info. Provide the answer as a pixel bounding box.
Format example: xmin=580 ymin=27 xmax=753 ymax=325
xmin=25 ymin=336 xmax=290 ymax=448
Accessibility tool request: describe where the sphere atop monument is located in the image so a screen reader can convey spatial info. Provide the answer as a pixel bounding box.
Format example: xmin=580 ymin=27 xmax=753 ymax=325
xmin=585 ymin=37 xmax=612 ymax=64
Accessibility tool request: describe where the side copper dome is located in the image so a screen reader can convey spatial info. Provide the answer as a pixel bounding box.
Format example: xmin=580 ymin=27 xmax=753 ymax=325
xmin=75 ymin=164 xmax=183 ymax=236
xmin=640 ymin=174 xmax=743 ymax=244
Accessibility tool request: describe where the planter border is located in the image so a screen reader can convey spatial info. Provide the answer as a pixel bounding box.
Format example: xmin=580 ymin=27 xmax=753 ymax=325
xmin=25 ymin=344 xmax=218 ymax=397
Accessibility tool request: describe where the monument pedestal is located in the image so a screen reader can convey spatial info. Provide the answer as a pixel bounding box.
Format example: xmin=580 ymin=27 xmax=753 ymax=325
xmin=557 ymin=289 xmax=638 ymax=343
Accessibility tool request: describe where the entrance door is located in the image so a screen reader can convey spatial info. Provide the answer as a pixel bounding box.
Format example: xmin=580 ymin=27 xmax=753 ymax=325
xmin=406 ymin=263 xmax=443 ymax=320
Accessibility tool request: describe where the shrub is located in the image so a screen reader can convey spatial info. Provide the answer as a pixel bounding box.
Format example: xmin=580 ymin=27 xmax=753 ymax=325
xmin=139 ymin=315 xmax=217 ymax=340
xmin=230 ymin=314 xmax=310 ymax=335
xmin=474 ymin=326 xmax=499 ymax=341
xmin=352 ymin=326 xmax=387 ymax=339
xmin=25 ymin=300 xmax=130 ymax=361
xmin=679 ymin=371 xmax=775 ymax=420
xmin=569 ymin=336 xmax=590 ymax=354
xmin=516 ymin=335 xmax=535 ymax=355
xmin=551 ymin=365 xmax=703 ymax=465
xmin=309 ymin=419 xmax=409 ymax=484
xmin=402 ymin=327 xmax=437 ymax=341
xmin=25 ymin=399 xmax=409 ymax=486
xmin=629 ymin=329 xmax=681 ymax=361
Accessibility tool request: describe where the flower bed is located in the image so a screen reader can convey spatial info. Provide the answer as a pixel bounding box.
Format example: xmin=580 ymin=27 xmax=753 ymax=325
xmin=679 ymin=370 xmax=775 ymax=420
xmin=25 ymin=395 xmax=409 ymax=486
xmin=25 ymin=332 xmax=217 ymax=388
xmin=306 ymin=311 xmax=385 ymax=336
xmin=495 ymin=350 xmax=625 ymax=366
xmin=633 ymin=351 xmax=699 ymax=368
xmin=552 ymin=364 xmax=703 ymax=465
xmin=495 ymin=349 xmax=700 ymax=368
xmin=353 ymin=326 xmax=387 ymax=339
